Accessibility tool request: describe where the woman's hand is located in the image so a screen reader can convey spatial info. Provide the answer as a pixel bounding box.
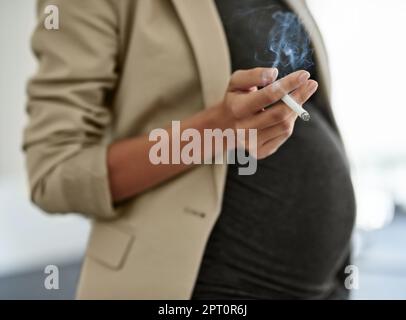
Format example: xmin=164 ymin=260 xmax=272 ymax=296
xmin=219 ymin=67 xmax=318 ymax=159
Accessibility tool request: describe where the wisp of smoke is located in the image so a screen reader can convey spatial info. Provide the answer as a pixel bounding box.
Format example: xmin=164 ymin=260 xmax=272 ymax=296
xmin=254 ymin=10 xmax=314 ymax=77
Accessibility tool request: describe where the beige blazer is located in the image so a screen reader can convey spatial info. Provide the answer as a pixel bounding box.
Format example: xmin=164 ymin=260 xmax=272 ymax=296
xmin=24 ymin=0 xmax=339 ymax=299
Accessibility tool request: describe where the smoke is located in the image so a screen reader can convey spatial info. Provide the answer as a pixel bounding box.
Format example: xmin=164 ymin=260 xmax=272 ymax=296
xmin=253 ymin=10 xmax=314 ymax=77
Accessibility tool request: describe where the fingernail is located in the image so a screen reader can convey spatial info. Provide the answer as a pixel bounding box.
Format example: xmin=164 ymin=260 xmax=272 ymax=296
xmin=262 ymin=68 xmax=278 ymax=86
xmin=298 ymin=71 xmax=310 ymax=83
xmin=307 ymin=81 xmax=318 ymax=92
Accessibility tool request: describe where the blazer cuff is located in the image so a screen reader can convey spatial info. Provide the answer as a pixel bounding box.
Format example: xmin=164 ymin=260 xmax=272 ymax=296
xmin=61 ymin=144 xmax=117 ymax=220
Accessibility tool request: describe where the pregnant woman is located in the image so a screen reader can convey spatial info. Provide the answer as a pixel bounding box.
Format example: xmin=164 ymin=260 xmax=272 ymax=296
xmin=24 ymin=0 xmax=355 ymax=299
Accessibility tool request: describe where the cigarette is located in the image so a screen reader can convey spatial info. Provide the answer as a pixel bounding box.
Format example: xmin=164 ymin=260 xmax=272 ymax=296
xmin=281 ymin=94 xmax=311 ymax=121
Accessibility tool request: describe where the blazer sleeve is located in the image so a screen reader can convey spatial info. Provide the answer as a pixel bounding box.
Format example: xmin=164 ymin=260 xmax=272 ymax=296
xmin=23 ymin=0 xmax=121 ymax=220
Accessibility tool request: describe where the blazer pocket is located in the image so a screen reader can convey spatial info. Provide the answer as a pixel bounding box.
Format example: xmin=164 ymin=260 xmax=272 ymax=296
xmin=87 ymin=222 xmax=135 ymax=270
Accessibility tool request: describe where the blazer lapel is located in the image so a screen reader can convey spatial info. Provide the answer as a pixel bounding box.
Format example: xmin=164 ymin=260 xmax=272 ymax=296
xmin=171 ymin=0 xmax=231 ymax=108
xmin=171 ymin=0 xmax=230 ymax=205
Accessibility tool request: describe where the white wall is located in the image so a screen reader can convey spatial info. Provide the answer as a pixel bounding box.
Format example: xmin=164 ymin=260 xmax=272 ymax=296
xmin=307 ymin=0 xmax=406 ymax=159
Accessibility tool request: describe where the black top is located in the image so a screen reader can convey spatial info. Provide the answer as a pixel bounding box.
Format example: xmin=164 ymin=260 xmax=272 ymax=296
xmin=192 ymin=0 xmax=356 ymax=299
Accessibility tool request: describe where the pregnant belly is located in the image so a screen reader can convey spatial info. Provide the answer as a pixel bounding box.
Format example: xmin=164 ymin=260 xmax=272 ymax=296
xmin=196 ymin=106 xmax=356 ymax=298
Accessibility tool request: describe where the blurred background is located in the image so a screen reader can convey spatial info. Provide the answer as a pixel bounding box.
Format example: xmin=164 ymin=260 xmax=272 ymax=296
xmin=0 ymin=0 xmax=405 ymax=299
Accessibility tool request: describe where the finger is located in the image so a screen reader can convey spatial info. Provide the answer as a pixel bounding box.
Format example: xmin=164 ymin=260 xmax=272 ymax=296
xmin=229 ymin=67 xmax=278 ymax=91
xmin=234 ymin=70 xmax=310 ymax=118
xmin=257 ymin=114 xmax=297 ymax=145
xmin=241 ymin=99 xmax=297 ymax=130
xmin=288 ymin=79 xmax=318 ymax=105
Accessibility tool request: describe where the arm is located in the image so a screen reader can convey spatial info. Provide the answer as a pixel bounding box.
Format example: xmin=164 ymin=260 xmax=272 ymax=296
xmin=24 ymin=0 xmax=121 ymax=219
xmin=107 ymin=103 xmax=232 ymax=202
